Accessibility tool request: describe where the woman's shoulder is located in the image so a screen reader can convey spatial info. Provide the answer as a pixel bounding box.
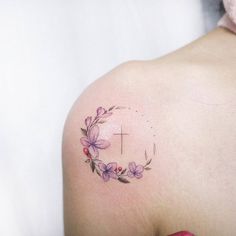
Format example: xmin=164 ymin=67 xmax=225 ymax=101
xmin=62 ymin=59 xmax=177 ymax=235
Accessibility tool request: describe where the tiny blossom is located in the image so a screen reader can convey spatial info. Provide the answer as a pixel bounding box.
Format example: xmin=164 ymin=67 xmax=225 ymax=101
xmin=98 ymin=162 xmax=118 ymax=182
xmin=127 ymin=162 xmax=144 ymax=179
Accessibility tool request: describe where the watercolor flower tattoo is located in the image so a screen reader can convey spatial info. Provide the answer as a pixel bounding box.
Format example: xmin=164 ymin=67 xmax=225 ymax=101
xmin=80 ymin=125 xmax=110 ymax=158
xmin=98 ymin=162 xmax=118 ymax=182
xmin=80 ymin=106 xmax=153 ymax=184
xmin=127 ymin=162 xmax=144 ymax=179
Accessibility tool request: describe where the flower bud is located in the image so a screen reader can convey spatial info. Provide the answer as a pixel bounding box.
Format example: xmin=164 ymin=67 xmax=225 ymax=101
xmin=83 ymin=148 xmax=89 ymax=156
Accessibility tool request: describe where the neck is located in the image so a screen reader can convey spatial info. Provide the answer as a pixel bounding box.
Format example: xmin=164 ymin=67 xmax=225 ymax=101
xmin=184 ymin=27 xmax=236 ymax=62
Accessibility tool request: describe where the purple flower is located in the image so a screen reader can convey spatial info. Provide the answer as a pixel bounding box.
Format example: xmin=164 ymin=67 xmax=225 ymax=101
xmin=98 ymin=162 xmax=118 ymax=182
xmin=127 ymin=162 xmax=144 ymax=179
xmin=80 ymin=125 xmax=110 ymax=158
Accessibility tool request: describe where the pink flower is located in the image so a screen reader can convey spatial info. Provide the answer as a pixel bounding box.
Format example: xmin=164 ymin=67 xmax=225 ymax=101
xmin=127 ymin=162 xmax=144 ymax=179
xmin=98 ymin=162 xmax=118 ymax=182
xmin=97 ymin=107 xmax=106 ymax=116
xmin=85 ymin=116 xmax=92 ymax=127
xmin=96 ymin=107 xmax=112 ymax=118
xmin=80 ymin=125 xmax=110 ymax=158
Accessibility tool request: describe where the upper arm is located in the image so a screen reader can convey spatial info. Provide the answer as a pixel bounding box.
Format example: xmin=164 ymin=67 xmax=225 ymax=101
xmin=62 ymin=62 xmax=162 ymax=236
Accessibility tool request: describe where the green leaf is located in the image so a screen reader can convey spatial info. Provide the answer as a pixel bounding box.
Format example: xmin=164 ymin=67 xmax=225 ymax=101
xmin=81 ymin=128 xmax=87 ymax=136
xmin=98 ymin=120 xmax=106 ymax=124
xmin=145 ymin=150 xmax=148 ymax=160
xmin=115 ymin=106 xmax=126 ymax=110
xmin=90 ymin=161 xmax=95 ymax=172
xmin=118 ymin=177 xmax=130 ymax=183
xmin=95 ymin=169 xmax=101 ymax=176
xmin=108 ymin=105 xmax=116 ymax=111
xmin=146 ymin=159 xmax=152 ymax=165
xmin=145 ymin=167 xmax=151 ymax=170
xmin=120 ymin=169 xmax=127 ymax=175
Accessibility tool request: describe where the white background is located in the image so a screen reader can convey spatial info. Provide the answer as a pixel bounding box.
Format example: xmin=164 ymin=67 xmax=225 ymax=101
xmin=0 ymin=1 xmax=222 ymax=235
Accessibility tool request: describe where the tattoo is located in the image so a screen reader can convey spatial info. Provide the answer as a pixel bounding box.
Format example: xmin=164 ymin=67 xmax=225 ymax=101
xmin=153 ymin=142 xmax=156 ymax=156
xmin=80 ymin=106 xmax=156 ymax=184
xmin=113 ymin=125 xmax=129 ymax=155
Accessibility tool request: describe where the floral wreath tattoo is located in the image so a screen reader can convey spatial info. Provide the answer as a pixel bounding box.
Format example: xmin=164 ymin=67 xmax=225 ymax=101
xmin=80 ymin=106 xmax=153 ymax=184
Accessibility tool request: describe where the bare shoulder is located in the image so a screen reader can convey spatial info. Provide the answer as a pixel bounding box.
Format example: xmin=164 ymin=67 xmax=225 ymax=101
xmin=62 ymin=29 xmax=236 ymax=235
xmin=62 ymin=53 xmax=236 ymax=235
xmin=62 ymin=61 xmax=166 ymax=236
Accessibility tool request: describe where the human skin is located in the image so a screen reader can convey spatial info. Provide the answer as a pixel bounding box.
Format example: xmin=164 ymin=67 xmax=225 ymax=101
xmin=62 ymin=27 xmax=236 ymax=236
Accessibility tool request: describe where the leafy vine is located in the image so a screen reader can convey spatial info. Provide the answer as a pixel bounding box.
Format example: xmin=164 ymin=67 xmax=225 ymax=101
xmin=80 ymin=106 xmax=152 ymax=183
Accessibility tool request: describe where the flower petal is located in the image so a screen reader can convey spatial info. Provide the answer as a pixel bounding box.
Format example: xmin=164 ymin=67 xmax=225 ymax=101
xmin=95 ymin=139 xmax=110 ymax=149
xmin=107 ymin=162 xmax=117 ymax=171
xmin=135 ymin=165 xmax=144 ymax=174
xmin=128 ymin=162 xmax=136 ymax=172
xmin=135 ymin=173 xmax=143 ymax=179
xmin=97 ymin=107 xmax=106 ymax=116
xmin=89 ymin=145 xmax=99 ymax=158
xmin=80 ymin=137 xmax=90 ymax=147
xmin=98 ymin=162 xmax=107 ymax=172
xmin=109 ymin=172 xmax=118 ymax=179
xmin=88 ymin=125 xmax=99 ymax=143
xmin=102 ymin=172 xmax=110 ymax=182
xmin=127 ymin=171 xmax=135 ymax=178
xmin=85 ymin=116 xmax=92 ymax=127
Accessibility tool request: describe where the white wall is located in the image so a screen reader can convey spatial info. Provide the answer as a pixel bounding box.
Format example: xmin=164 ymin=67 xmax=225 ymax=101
xmin=0 ymin=1 xmax=221 ymax=235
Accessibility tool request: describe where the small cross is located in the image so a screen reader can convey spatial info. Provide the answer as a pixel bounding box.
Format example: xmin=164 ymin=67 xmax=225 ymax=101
xmin=113 ymin=126 xmax=129 ymax=155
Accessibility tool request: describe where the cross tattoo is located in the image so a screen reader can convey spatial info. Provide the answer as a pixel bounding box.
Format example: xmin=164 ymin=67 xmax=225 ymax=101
xmin=113 ymin=126 xmax=129 ymax=155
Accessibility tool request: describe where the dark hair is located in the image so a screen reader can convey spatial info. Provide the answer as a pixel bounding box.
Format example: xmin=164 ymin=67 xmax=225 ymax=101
xmin=219 ymin=1 xmax=225 ymax=15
